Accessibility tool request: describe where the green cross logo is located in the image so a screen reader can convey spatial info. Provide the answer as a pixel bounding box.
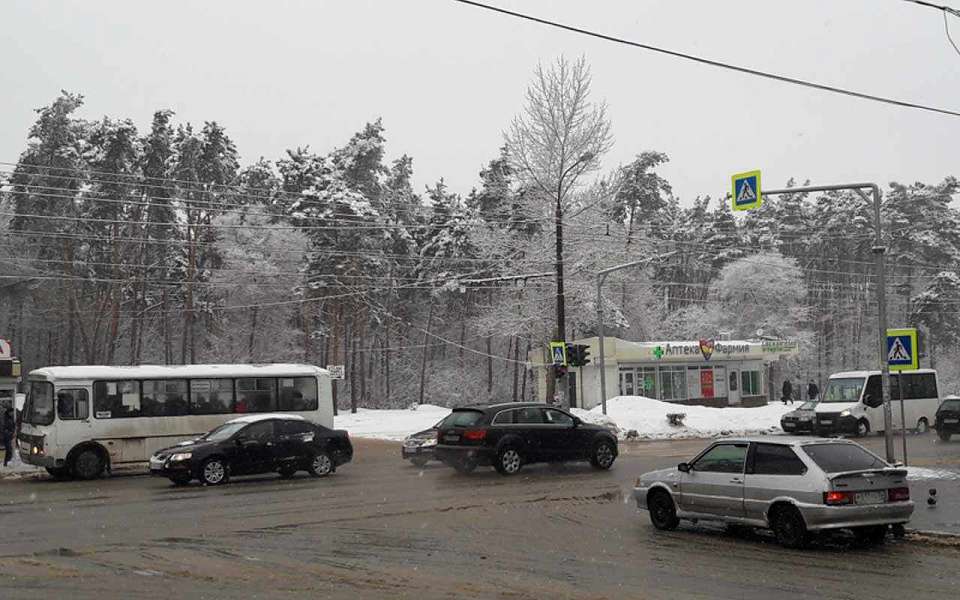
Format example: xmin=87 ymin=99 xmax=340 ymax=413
xmin=653 ymin=346 xmax=664 ymax=360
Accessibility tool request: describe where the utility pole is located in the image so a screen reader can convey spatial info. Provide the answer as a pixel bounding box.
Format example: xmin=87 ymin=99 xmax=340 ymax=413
xmin=762 ymin=183 xmax=895 ymax=463
xmin=553 ymin=153 xmax=595 ymax=405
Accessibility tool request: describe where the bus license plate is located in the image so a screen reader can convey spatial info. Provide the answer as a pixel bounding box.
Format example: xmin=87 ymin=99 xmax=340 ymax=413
xmin=855 ymin=491 xmax=886 ymax=505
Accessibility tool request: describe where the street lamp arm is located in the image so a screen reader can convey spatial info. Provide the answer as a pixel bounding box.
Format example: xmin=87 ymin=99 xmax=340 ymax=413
xmin=595 ymin=251 xmax=678 ymax=415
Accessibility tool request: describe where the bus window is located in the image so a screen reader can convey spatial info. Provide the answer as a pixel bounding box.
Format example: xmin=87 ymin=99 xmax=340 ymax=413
xmin=822 ymin=378 xmax=865 ymax=403
xmin=94 ymin=381 xmax=141 ymax=418
xmin=142 ymin=380 xmax=189 ymax=417
xmin=190 ymin=379 xmax=233 ymax=414
xmin=57 ymin=389 xmax=89 ymax=420
xmin=236 ymin=378 xmax=277 ymax=413
xmin=278 ymin=377 xmax=319 ymax=411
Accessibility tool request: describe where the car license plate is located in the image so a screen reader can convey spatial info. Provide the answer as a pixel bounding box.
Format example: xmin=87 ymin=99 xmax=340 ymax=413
xmin=443 ymin=434 xmax=460 ymax=442
xmin=855 ymin=491 xmax=886 ymax=505
xmin=945 ymin=418 xmax=959 ymax=424
xmin=820 ymin=420 xmax=833 ymax=425
xmin=783 ymin=423 xmax=795 ymax=429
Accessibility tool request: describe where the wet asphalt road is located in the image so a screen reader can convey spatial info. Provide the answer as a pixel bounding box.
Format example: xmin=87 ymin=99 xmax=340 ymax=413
xmin=1 ymin=435 xmax=959 ymax=600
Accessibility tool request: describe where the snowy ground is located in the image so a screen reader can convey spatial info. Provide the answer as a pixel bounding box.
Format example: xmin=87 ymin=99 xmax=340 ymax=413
xmin=330 ymin=397 xmax=794 ymax=442
xmin=333 ymin=404 xmax=450 ymax=441
xmin=571 ymin=396 xmax=794 ymax=440
xmin=908 ymin=467 xmax=960 ymax=481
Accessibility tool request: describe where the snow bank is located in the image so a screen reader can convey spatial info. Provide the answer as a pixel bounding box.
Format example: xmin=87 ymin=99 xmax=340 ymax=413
xmin=334 ymin=403 xmax=450 ymax=441
xmin=571 ymin=396 xmax=794 ymax=440
xmin=0 ymin=451 xmax=43 ymax=479
xmin=908 ymin=467 xmax=960 ymax=481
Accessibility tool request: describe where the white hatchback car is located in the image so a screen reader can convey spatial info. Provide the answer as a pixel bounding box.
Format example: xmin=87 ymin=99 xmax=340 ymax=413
xmin=634 ymin=437 xmax=913 ymax=548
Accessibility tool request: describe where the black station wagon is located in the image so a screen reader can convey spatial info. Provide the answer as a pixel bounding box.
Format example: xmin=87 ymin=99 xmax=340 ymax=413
xmin=433 ymin=402 xmax=618 ymax=475
xmin=150 ymin=414 xmax=352 ymax=485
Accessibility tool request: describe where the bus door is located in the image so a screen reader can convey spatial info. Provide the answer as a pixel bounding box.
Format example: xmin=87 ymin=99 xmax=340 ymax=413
xmin=55 ymin=387 xmax=93 ymax=447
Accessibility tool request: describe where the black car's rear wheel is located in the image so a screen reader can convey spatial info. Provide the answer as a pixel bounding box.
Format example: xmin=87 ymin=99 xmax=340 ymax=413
xmin=938 ymin=430 xmax=952 ymax=442
xmin=308 ymin=451 xmax=333 ymax=477
xmin=494 ymin=447 xmax=523 ymax=476
xmin=648 ymin=489 xmax=680 ymax=531
xmin=200 ymin=457 xmax=228 ymax=486
xmin=853 ymin=524 xmax=887 ymax=546
xmin=770 ymin=505 xmax=810 ymax=549
xmin=590 ymin=440 xmax=617 ymax=470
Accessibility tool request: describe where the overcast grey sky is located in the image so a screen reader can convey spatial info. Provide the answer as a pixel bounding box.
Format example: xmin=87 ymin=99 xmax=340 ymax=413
xmin=1 ymin=0 xmax=959 ymax=204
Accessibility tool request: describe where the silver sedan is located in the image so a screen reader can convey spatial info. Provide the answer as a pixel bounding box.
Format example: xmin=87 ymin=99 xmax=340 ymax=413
xmin=634 ymin=437 xmax=913 ymax=548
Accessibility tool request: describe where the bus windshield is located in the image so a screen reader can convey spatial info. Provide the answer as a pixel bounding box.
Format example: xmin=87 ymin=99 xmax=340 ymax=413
xmin=24 ymin=381 xmax=55 ymax=425
xmin=822 ymin=378 xmax=865 ymax=403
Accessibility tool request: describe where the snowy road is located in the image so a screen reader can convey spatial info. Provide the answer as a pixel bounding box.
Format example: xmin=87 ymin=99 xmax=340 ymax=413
xmin=0 ymin=436 xmax=958 ymax=599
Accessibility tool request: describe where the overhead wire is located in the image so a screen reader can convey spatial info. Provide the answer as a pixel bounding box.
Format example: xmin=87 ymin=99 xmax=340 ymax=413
xmin=452 ymin=0 xmax=960 ymax=118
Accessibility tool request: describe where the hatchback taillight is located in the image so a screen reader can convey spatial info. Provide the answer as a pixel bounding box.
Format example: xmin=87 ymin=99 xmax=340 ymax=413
xmin=888 ymin=487 xmax=910 ymax=502
xmin=463 ymin=428 xmax=487 ymax=441
xmin=824 ymin=491 xmax=854 ymax=505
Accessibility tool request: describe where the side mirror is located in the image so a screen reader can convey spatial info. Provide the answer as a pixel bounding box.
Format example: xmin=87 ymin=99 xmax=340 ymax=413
xmin=678 ymin=462 xmax=691 ymax=473
xmin=572 ymin=417 xmax=582 ymax=427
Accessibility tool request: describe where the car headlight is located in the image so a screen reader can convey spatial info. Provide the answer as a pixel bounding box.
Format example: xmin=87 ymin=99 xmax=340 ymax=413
xmin=403 ymin=439 xmax=422 ymax=448
xmin=170 ymin=452 xmax=192 ymax=461
xmin=421 ymin=438 xmax=437 ymax=447
xmin=840 ymin=410 xmax=851 ymax=417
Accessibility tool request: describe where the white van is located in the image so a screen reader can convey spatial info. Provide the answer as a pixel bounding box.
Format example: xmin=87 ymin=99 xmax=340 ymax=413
xmin=814 ymin=369 xmax=940 ymax=436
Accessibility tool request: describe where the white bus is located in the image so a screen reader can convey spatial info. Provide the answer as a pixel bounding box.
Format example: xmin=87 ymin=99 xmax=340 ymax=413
xmin=17 ymin=364 xmax=333 ymax=479
xmin=813 ymin=369 xmax=940 ymax=437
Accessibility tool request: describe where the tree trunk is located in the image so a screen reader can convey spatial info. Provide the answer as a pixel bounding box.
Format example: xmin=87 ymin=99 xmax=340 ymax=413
xmin=418 ymin=300 xmax=436 ymax=406
xmin=512 ymin=335 xmax=520 ymax=402
xmin=248 ymin=306 xmax=259 ymax=362
xmin=486 ymin=335 xmax=493 ymax=396
xmin=349 ymin=328 xmax=358 ymax=414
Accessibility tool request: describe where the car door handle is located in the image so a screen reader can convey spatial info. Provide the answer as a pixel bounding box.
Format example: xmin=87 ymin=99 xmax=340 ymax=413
xmin=730 ymin=477 xmax=743 ymax=484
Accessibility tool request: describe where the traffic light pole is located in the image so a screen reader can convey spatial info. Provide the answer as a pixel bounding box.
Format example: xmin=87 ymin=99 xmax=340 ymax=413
xmin=761 ymin=183 xmax=895 ymax=463
xmin=596 ymin=253 xmax=675 ymax=416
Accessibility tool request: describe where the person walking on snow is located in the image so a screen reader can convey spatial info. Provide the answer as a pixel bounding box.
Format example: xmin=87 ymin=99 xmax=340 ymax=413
xmin=1 ymin=406 xmax=15 ymax=467
xmin=807 ymin=379 xmax=820 ymax=402
xmin=781 ymin=379 xmax=793 ymax=405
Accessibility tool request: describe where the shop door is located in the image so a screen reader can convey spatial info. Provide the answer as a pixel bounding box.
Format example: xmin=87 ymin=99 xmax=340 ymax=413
xmin=619 ymin=370 xmax=635 ymax=396
xmin=567 ymin=371 xmax=578 ymax=409
xmin=728 ymin=369 xmax=741 ymax=405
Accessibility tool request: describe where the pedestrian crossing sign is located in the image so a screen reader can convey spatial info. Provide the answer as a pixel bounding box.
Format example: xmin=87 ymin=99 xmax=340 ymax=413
xmin=550 ymin=341 xmax=567 ymax=366
xmin=886 ymin=328 xmax=918 ymax=372
xmin=732 ymin=170 xmax=762 ymax=211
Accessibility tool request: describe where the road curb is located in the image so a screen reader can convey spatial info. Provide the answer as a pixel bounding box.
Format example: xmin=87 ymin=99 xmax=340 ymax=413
xmin=905 ymin=529 xmax=960 ymax=547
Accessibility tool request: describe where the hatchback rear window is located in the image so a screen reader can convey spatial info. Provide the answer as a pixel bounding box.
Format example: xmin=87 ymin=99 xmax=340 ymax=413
xmin=441 ymin=410 xmax=486 ymax=428
xmin=801 ymin=443 xmax=887 ymax=473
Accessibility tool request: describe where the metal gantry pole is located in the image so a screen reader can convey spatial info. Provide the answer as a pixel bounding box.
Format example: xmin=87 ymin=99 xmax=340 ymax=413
xmin=763 ymin=183 xmax=895 ymax=463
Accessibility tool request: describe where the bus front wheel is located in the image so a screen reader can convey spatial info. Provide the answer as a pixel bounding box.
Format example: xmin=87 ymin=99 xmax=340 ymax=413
xmin=71 ymin=448 xmax=105 ymax=480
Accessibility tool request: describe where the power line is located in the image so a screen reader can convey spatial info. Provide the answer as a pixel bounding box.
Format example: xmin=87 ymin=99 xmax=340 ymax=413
xmin=901 ymin=0 xmax=960 ymax=58
xmin=453 ymin=0 xmax=960 ymax=118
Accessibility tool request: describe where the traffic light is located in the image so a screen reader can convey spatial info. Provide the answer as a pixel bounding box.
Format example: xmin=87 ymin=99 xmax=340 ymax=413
xmin=566 ymin=344 xmax=591 ymax=367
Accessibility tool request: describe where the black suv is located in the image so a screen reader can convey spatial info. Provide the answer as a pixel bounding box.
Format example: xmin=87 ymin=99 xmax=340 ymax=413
xmin=935 ymin=396 xmax=960 ymax=441
xmin=150 ymin=414 xmax=352 ymax=485
xmin=433 ymin=403 xmax=618 ymax=475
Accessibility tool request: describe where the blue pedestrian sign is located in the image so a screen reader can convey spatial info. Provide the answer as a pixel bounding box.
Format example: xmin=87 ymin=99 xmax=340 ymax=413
xmin=886 ymin=328 xmax=918 ymax=372
xmin=549 ymin=341 xmax=567 ymax=366
xmin=731 ymin=170 xmax=762 ymax=211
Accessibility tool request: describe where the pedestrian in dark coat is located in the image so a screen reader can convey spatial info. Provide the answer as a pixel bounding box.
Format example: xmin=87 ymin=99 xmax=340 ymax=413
xmin=807 ymin=380 xmax=820 ymax=402
xmin=781 ymin=379 xmax=793 ymax=405
xmin=1 ymin=406 xmax=15 ymax=467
